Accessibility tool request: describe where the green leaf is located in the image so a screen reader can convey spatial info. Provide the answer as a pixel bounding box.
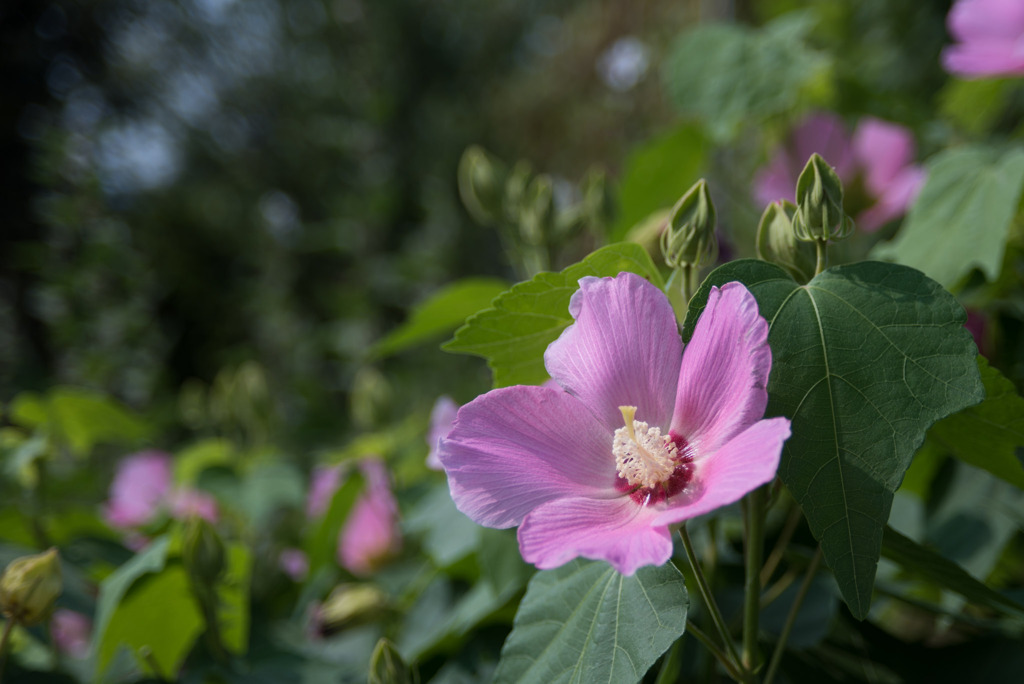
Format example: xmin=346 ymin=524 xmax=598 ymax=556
xmin=174 ymin=438 xmax=235 ymax=486
xmin=662 ymin=13 xmax=830 ymax=143
xmin=306 ymin=469 xmax=364 ymax=573
xmin=871 ymin=146 xmax=1024 ymax=289
xmin=372 ymin=278 xmax=510 ymax=358
xmin=10 ymin=387 xmax=151 ymax=458
xmin=611 ymin=125 xmax=707 ymax=241
xmin=492 ymin=560 xmax=687 ymax=684
xmin=444 ymin=243 xmax=665 ymax=387
xmin=100 ymin=565 xmax=203 ymax=678
xmin=686 ymin=260 xmax=984 ymax=619
xmin=881 ymin=526 xmax=1024 ymax=621
xmin=928 ymin=357 xmax=1024 ymax=490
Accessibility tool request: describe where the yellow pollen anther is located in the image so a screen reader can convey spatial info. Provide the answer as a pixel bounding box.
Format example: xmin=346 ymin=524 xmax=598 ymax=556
xmin=613 ymin=406 xmax=677 ymax=489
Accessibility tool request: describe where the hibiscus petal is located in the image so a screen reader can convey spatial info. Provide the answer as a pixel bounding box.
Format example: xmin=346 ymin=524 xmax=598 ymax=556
xmin=518 ymin=495 xmax=672 ymax=575
xmin=655 ymin=417 xmax=790 ymax=527
xmin=672 ymin=282 xmax=772 ymax=452
xmin=544 ymin=272 xmax=681 ymax=432
xmin=852 ymin=118 xmax=917 ymax=195
xmin=439 ymin=385 xmax=618 ymax=529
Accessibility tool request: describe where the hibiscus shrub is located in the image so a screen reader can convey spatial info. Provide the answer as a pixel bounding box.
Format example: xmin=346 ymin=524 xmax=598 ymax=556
xmin=4 ymin=1 xmax=1024 ymax=683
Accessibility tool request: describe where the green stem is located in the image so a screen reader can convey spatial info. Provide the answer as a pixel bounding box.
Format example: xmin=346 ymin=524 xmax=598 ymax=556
xmin=814 ymin=239 xmax=827 ymax=275
xmin=760 ymin=505 xmax=802 ymax=586
xmin=742 ymin=487 xmax=767 ymax=673
xmin=0 ymin=617 xmax=16 ymax=681
xmin=687 ymin=620 xmax=746 ymax=683
xmin=678 ymin=526 xmax=743 ymax=672
xmin=763 ymin=547 xmax=823 ymax=684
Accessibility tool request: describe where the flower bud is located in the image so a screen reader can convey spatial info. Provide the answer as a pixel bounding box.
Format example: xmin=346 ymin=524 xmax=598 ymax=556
xmin=661 ymin=179 xmax=718 ymax=269
xmin=182 ymin=516 xmax=225 ymax=587
xmin=457 ymin=146 xmax=507 ymax=226
xmin=0 ymin=548 xmax=62 ymax=626
xmin=580 ymin=167 xmax=614 ymax=235
xmin=792 ymin=153 xmax=854 ymax=242
xmin=756 ymin=200 xmax=817 ymax=283
xmin=315 ymin=584 xmax=388 ymax=635
xmin=368 ymin=638 xmax=417 ymax=684
xmin=518 ymin=174 xmax=555 ymax=247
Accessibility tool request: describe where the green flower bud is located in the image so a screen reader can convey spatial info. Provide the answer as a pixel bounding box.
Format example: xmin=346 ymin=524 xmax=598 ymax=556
xmin=182 ymin=517 xmax=225 ymax=588
xmin=0 ymin=548 xmax=62 ymax=626
xmin=792 ymin=153 xmax=854 ymax=242
xmin=502 ymin=160 xmax=533 ymax=225
xmin=580 ymin=167 xmax=614 ymax=235
xmin=518 ymin=174 xmax=555 ymax=247
xmin=457 ymin=146 xmax=507 ymax=226
xmin=756 ymin=200 xmax=817 ymax=283
xmin=317 ymin=584 xmax=388 ymax=635
xmin=368 ymin=638 xmax=418 ymax=684
xmin=661 ymin=179 xmax=718 ymax=269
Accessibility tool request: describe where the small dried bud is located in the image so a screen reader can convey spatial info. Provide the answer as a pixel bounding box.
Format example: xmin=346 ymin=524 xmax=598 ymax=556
xmin=316 ymin=584 xmax=388 ymax=635
xmin=792 ymin=153 xmax=854 ymax=242
xmin=661 ymin=179 xmax=718 ymax=268
xmin=756 ymin=200 xmax=817 ymax=283
xmin=0 ymin=548 xmax=62 ymax=626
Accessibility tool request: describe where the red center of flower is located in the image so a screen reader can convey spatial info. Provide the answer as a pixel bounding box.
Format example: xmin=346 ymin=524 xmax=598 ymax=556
xmin=612 ymin=406 xmax=694 ymax=506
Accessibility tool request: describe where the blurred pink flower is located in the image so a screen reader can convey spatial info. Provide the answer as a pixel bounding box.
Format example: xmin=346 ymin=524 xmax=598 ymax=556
xmin=306 ymin=464 xmax=343 ymax=519
xmin=105 ymin=450 xmax=219 ymax=529
xmin=337 ymin=460 xmax=401 ymax=575
xmin=942 ymin=0 xmax=1024 ymax=78
xmin=105 ymin=451 xmax=172 ymax=527
xmin=279 ymin=548 xmax=310 ymax=581
xmin=439 ymin=273 xmax=790 ymax=575
xmin=426 ymin=396 xmax=459 ymax=471
xmin=52 ymin=609 xmax=91 ymax=658
xmin=754 ymin=112 xmax=925 ymax=233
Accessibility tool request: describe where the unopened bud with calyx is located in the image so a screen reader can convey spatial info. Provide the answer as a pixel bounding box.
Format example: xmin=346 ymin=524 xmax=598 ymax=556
xmin=182 ymin=516 xmax=226 ymax=587
xmin=0 ymin=547 xmax=62 ymax=626
xmin=792 ymin=153 xmax=854 ymax=242
xmin=661 ymin=179 xmax=718 ymax=269
xmin=756 ymin=200 xmax=817 ymax=283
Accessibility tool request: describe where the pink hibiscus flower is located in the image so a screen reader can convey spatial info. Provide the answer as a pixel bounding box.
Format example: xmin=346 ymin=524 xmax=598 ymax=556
xmin=754 ymin=112 xmax=925 ymax=233
xmin=438 ymin=272 xmax=790 ymax=575
xmin=105 ymin=451 xmax=219 ymax=529
xmin=942 ymin=0 xmax=1024 ymax=78
xmin=337 ymin=460 xmax=401 ymax=575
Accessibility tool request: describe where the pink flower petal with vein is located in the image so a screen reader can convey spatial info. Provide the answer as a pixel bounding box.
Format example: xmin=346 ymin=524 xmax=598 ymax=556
xmin=544 ymin=272 xmax=681 ymax=432
xmin=518 ymin=496 xmax=671 ymax=575
xmin=672 ymin=283 xmax=772 ymax=453
xmin=440 ymin=385 xmax=618 ymax=529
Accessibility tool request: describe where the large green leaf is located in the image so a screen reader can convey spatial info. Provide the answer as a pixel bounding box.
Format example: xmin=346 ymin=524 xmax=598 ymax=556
xmin=685 ymin=260 xmax=984 ymax=619
xmin=871 ymin=146 xmax=1024 ymax=289
xmin=928 ymin=357 xmax=1024 ymax=490
xmin=493 ymin=560 xmax=687 ymax=684
xmin=218 ymin=542 xmax=253 ymax=655
xmin=372 ymin=278 xmax=510 ymax=358
xmin=444 ymin=243 xmax=664 ymax=387
xmin=662 ymin=13 xmax=829 ymax=142
xmin=611 ymin=125 xmax=706 ymax=241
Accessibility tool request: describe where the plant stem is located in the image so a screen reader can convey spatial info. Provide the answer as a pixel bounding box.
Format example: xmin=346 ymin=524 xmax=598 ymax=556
xmin=678 ymin=526 xmax=743 ymax=672
xmin=814 ymin=239 xmax=827 ymax=275
xmin=763 ymin=546 xmax=823 ymax=684
xmin=742 ymin=487 xmax=767 ymax=673
xmin=653 ymin=639 xmax=683 ymax=684
xmin=1 ymin=618 xmax=18 ymax=683
xmin=760 ymin=505 xmax=802 ymax=586
xmin=687 ymin=620 xmax=746 ymax=683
